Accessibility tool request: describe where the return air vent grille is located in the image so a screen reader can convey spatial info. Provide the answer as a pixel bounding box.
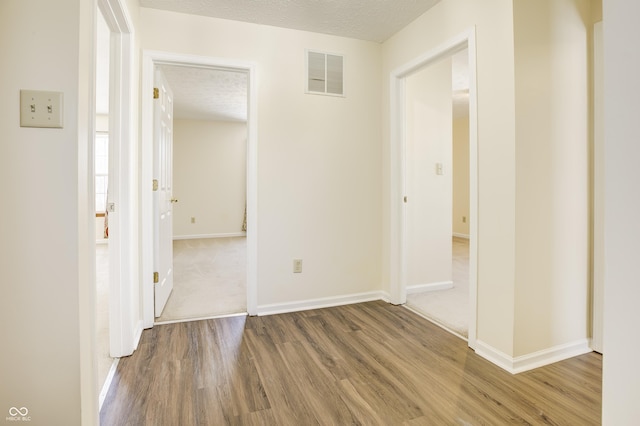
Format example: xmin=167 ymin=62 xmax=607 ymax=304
xmin=306 ymin=50 xmax=344 ymax=96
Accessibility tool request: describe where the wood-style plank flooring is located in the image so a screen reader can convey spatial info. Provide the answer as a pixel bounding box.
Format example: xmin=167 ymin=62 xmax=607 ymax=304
xmin=100 ymin=301 xmax=601 ymax=425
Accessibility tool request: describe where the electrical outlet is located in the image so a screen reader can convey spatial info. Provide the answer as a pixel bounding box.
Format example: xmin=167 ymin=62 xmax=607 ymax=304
xmin=293 ymin=259 xmax=303 ymax=273
xmin=191 ymin=217 xmax=196 ymax=224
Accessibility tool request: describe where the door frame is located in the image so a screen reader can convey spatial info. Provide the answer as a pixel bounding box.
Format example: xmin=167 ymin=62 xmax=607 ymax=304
xmin=141 ymin=50 xmax=259 ymax=328
xmin=591 ymin=21 xmax=604 ymax=353
xmin=389 ymin=28 xmax=479 ymax=349
xmin=97 ymin=0 xmax=138 ymax=358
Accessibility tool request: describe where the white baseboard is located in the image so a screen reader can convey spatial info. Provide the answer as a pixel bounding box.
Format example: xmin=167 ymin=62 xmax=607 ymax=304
xmin=257 ymin=291 xmax=386 ymax=316
xmin=475 ymin=339 xmax=592 ymax=374
xmin=173 ymin=232 xmax=246 ymax=240
xmin=452 ymin=233 xmax=470 ymax=239
xmin=99 ymin=358 xmax=120 ymax=412
xmin=380 ymin=291 xmax=392 ymax=304
xmin=407 ymin=281 xmax=453 ymax=294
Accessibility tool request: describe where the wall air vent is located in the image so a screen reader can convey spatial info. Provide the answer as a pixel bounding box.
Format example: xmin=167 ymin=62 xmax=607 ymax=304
xmin=306 ymin=50 xmax=344 ymax=97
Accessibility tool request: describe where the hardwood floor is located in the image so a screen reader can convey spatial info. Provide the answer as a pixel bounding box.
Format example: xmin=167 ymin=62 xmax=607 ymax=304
xmin=100 ymin=301 xmax=601 ymax=425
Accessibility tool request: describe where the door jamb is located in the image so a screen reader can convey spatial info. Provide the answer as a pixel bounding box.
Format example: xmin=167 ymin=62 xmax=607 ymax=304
xmin=97 ymin=0 xmax=138 ymax=358
xmin=141 ymin=50 xmax=259 ymax=328
xmin=389 ymin=28 xmax=479 ymax=349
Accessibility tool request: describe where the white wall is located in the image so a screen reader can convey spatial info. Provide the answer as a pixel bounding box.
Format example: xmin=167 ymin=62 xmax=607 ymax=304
xmin=383 ymin=0 xmax=594 ymax=364
xmin=173 ymin=119 xmax=247 ymax=237
xmin=1 ymin=0 xmax=141 ymax=423
xmin=0 ymin=0 xmax=89 ymax=424
xmin=512 ymin=0 xmax=592 ymax=357
xmin=452 ymin=116 xmax=470 ymax=236
xmin=382 ymin=0 xmax=518 ymax=355
xmin=406 ymin=59 xmax=453 ymax=287
xmin=140 ymin=8 xmax=382 ymax=307
xmin=602 ymin=0 xmax=640 ymax=422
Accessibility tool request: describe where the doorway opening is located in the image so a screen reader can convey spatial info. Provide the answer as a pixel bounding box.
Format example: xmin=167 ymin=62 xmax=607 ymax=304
xmin=141 ymin=51 xmax=258 ymax=328
xmin=94 ymin=0 xmax=137 ymax=410
xmin=404 ymin=48 xmax=470 ymax=340
xmin=389 ymin=29 xmax=478 ymax=349
xmin=154 ymin=64 xmax=250 ymax=323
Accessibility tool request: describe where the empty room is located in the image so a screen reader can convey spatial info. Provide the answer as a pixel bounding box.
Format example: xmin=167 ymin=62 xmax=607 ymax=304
xmin=3 ymin=0 xmax=640 ymax=425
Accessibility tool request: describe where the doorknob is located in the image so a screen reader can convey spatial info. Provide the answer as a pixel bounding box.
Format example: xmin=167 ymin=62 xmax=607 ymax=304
xmin=170 ymin=198 xmax=178 ymax=203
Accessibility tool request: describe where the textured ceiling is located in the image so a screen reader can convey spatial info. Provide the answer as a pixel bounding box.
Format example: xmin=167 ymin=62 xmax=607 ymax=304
xmin=159 ymin=65 xmax=248 ymax=122
xmin=139 ymin=0 xmax=442 ymax=43
xmin=97 ymin=1 xmax=466 ymax=123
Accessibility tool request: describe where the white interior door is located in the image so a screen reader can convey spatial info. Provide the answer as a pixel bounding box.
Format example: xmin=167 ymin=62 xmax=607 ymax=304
xmin=153 ymin=66 xmax=174 ymax=317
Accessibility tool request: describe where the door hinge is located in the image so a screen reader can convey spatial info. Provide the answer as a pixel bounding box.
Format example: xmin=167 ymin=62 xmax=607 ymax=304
xmin=153 ymin=271 xmax=159 ymax=284
xmin=153 ymin=87 xmax=159 ymax=99
xmin=153 ymin=179 xmax=158 ymax=191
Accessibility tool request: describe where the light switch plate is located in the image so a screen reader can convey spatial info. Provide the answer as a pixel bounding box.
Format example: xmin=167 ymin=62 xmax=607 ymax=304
xmin=20 ymin=90 xmax=64 ymax=128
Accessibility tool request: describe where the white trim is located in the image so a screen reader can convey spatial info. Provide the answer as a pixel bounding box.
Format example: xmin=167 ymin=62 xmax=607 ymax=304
xmin=141 ymin=52 xmax=154 ymax=328
xmin=467 ymin=28 xmax=479 ymax=350
xmin=132 ymin=319 xmax=143 ymax=349
xmin=257 ymin=291 xmax=385 ymax=316
xmin=380 ymin=291 xmax=393 ymax=303
xmin=591 ymin=21 xmax=604 ymax=354
xmin=97 ymin=0 xmax=137 ymax=359
xmin=403 ymin=305 xmax=467 ymax=342
xmin=389 ymin=27 xmax=479 ymax=350
xmin=475 ymin=339 xmax=592 ymax=374
xmin=142 ymin=51 xmax=259 ymax=328
xmin=154 ymin=312 xmax=247 ymax=326
xmin=98 ymin=358 xmax=120 ymax=412
xmin=452 ymin=233 xmax=470 ymax=239
xmin=407 ymin=281 xmax=453 ymax=294
xmin=172 ymin=232 xmax=246 ymax=240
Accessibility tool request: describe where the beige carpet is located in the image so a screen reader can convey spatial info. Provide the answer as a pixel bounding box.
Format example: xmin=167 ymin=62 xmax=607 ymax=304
xmin=406 ymin=237 xmax=469 ymax=338
xmin=156 ymin=236 xmax=247 ymax=322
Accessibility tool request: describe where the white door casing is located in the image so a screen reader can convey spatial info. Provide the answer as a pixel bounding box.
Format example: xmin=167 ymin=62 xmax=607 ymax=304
xmin=97 ymin=0 xmax=139 ymax=358
xmin=153 ymin=66 xmax=175 ymax=316
xmin=389 ymin=28 xmax=478 ymax=349
xmin=141 ymin=51 xmax=259 ymax=328
xmin=592 ymin=21 xmax=604 ymax=353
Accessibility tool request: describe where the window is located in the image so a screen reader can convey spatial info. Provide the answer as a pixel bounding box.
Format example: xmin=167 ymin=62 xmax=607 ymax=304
xmin=95 ymin=132 xmax=109 ymax=214
xmin=306 ymin=50 xmax=344 ymax=96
